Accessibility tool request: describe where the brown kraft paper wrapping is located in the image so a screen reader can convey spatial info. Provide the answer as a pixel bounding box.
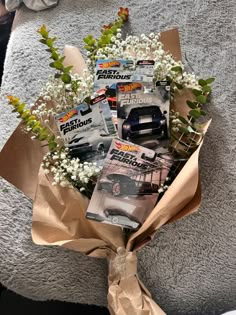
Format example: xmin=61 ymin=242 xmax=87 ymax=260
xmin=0 ymin=29 xmax=211 ymax=314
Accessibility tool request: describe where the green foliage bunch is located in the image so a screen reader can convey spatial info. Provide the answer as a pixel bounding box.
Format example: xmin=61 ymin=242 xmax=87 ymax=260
xmin=167 ymin=66 xmax=215 ymax=157
xmin=7 ymin=96 xmax=57 ymax=151
xmin=83 ymin=7 xmax=129 ymax=61
xmin=37 ymin=25 xmax=73 ymax=84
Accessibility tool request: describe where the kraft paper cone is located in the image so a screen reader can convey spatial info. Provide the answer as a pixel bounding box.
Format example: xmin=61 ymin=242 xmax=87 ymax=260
xmin=32 ymin=166 xmax=125 ymax=255
xmin=0 ymin=122 xmax=45 ymax=199
xmin=0 ymin=29 xmax=211 ymax=314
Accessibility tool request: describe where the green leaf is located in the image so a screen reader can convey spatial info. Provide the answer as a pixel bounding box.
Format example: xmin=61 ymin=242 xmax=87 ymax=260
xmin=39 ymin=39 xmax=47 ymax=45
xmin=83 ymin=38 xmax=90 ymax=44
xmin=38 ymin=25 xmax=49 ymax=39
xmin=196 ymin=94 xmax=207 ymax=104
xmin=178 ymin=116 xmax=189 ymax=125
xmin=100 ymin=35 xmax=108 ymax=45
xmin=189 ymin=109 xmax=202 ymax=119
xmin=186 ymin=100 xmax=197 ymax=109
xmin=175 ymin=82 xmax=183 ymax=89
xmin=84 ymin=45 xmax=94 ymax=52
xmin=21 ymin=110 xmax=31 ymax=120
xmin=17 ymin=103 xmax=26 ymax=114
xmin=165 ymin=75 xmax=172 ymax=83
xmin=64 ymin=66 xmax=73 ymax=73
xmin=103 ymin=29 xmax=112 ymax=35
xmin=83 ymin=34 xmax=94 ymax=44
xmin=198 ymin=79 xmax=207 ymax=86
xmin=31 ymin=121 xmax=41 ymax=130
xmin=59 ymin=56 xmax=65 ymax=63
xmin=32 ymin=126 xmax=41 ymax=133
xmin=61 ymin=73 xmax=71 ymax=83
xmin=88 ymin=38 xmax=96 ymax=46
xmin=48 ymin=142 xmax=57 ymax=151
xmin=83 ymin=96 xmax=91 ymax=104
xmin=110 ymin=25 xmax=118 ymax=34
xmin=202 ymin=85 xmax=211 ymax=93
xmin=51 ymin=51 xmax=59 ymax=60
xmin=192 ymin=89 xmax=202 ymax=97
xmin=49 ymin=134 xmax=55 ymax=142
xmin=46 ymin=38 xmax=54 ymax=47
xmin=38 ymin=133 xmax=48 ymax=141
xmin=178 ymin=126 xmax=190 ymax=135
xmin=28 ymin=115 xmax=36 ymax=122
xmin=200 ymin=110 xmax=206 ymax=116
xmin=206 ymin=77 xmax=215 ymax=84
xmin=50 ymin=60 xmax=64 ymax=70
xmin=171 ymin=66 xmax=183 ymax=73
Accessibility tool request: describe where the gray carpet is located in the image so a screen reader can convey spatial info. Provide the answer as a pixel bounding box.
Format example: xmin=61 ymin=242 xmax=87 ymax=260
xmin=0 ymin=1 xmax=235 ymax=314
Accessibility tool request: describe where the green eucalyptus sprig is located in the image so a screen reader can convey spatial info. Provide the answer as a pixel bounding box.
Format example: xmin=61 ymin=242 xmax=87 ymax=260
xmin=168 ymin=67 xmax=215 ymax=157
xmin=83 ymin=7 xmax=129 ymax=63
xmin=7 ymin=95 xmax=58 ymax=151
xmin=37 ymin=25 xmax=73 ymax=84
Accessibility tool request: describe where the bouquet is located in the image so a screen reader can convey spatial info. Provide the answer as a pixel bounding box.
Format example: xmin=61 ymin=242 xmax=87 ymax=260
xmin=0 ymin=8 xmax=213 ymax=315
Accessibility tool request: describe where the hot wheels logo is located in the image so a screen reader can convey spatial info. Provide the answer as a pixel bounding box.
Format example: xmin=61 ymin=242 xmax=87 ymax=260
xmin=118 ymin=82 xmax=142 ymax=93
xmin=115 ymin=141 xmax=140 ymax=152
xmin=58 ymin=109 xmax=78 ymax=123
xmin=98 ymin=61 xmax=120 ymax=68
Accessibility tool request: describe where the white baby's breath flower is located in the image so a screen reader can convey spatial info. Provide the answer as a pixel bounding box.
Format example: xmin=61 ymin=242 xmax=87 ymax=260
xmin=60 ymin=153 xmax=66 ymax=159
xmin=60 ymin=181 xmax=68 ymax=187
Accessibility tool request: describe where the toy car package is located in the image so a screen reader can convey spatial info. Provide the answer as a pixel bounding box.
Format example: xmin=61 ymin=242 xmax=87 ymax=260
xmin=116 ymin=81 xmax=170 ymax=154
xmin=55 ymin=94 xmax=116 ymax=163
xmin=132 ymin=60 xmax=155 ymax=86
xmin=94 ymin=59 xmax=155 ymax=122
xmin=86 ymin=137 xmax=173 ymax=230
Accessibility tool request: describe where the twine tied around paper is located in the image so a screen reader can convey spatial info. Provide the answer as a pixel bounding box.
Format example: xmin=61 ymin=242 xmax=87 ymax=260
xmin=108 ymin=247 xmax=137 ymax=282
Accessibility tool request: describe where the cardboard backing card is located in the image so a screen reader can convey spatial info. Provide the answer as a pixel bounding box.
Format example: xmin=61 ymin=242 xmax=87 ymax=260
xmin=94 ymin=59 xmax=155 ymax=122
xmin=117 ymin=81 xmax=170 ymax=154
xmin=55 ymin=94 xmax=116 ymax=163
xmin=86 ymin=137 xmax=173 ymax=229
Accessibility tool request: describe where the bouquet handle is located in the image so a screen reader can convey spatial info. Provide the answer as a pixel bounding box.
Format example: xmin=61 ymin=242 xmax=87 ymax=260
xmin=108 ymin=248 xmax=166 ymax=315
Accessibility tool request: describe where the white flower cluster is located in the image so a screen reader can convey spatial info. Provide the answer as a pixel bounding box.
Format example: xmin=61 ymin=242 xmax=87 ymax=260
xmin=42 ymin=149 xmax=102 ymax=192
xmin=170 ymin=110 xmax=182 ymax=133
xmin=91 ymin=31 xmax=201 ymax=90
xmin=33 ymin=70 xmax=94 ymax=121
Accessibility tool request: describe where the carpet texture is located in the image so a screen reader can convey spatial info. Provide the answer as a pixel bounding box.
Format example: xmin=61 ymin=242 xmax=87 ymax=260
xmin=0 ymin=1 xmax=235 ymax=314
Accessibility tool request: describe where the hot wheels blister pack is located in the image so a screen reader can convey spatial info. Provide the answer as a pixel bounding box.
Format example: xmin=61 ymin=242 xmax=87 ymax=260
xmin=94 ymin=59 xmax=155 ymax=121
xmin=86 ymin=137 xmax=173 ymax=229
xmin=116 ymin=81 xmax=170 ymax=154
xmin=55 ymin=95 xmax=116 ymax=163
